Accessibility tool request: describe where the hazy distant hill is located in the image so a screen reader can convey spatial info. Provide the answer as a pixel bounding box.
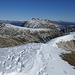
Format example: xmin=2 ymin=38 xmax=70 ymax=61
xmin=0 ymin=20 xmax=25 ymax=26
xmin=56 ymin=21 xmax=75 ymax=26
xmin=0 ymin=19 xmax=75 ymax=27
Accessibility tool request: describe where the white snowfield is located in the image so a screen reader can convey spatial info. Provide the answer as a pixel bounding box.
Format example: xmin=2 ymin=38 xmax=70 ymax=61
xmin=0 ymin=32 xmax=75 ymax=75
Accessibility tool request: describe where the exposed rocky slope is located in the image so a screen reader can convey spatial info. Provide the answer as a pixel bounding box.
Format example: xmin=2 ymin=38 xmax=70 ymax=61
xmin=0 ymin=23 xmax=60 ymax=48
xmin=56 ymin=33 xmax=75 ymax=67
xmin=57 ymin=40 xmax=75 ymax=52
xmin=23 ymin=18 xmax=60 ymax=29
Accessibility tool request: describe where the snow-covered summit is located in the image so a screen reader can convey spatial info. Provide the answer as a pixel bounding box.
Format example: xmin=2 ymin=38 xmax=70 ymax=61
xmin=23 ymin=18 xmax=60 ymax=29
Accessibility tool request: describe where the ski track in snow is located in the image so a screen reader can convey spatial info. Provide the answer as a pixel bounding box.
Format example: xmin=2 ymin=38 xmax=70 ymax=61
xmin=0 ymin=32 xmax=75 ymax=75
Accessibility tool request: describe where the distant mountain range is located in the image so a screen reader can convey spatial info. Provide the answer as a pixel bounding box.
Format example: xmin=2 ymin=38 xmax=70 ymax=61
xmin=0 ymin=20 xmax=25 ymax=26
xmin=56 ymin=21 xmax=75 ymax=26
xmin=0 ymin=20 xmax=75 ymax=27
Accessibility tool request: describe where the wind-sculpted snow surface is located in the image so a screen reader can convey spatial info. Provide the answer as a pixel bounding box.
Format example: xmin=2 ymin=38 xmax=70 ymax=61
xmin=0 ymin=32 xmax=75 ymax=75
xmin=0 ymin=43 xmax=41 ymax=75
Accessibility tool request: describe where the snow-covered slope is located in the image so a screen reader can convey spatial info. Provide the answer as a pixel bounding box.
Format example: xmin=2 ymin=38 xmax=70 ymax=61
xmin=0 ymin=32 xmax=75 ymax=75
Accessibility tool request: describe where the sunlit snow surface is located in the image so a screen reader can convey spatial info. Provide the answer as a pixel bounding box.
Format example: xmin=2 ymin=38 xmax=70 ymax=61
xmin=0 ymin=32 xmax=75 ymax=75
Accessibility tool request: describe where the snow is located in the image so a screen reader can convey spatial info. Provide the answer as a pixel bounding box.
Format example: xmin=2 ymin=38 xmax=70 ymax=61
xmin=27 ymin=19 xmax=59 ymax=28
xmin=4 ymin=24 xmax=50 ymax=32
xmin=47 ymin=32 xmax=75 ymax=47
xmin=0 ymin=32 xmax=75 ymax=75
xmin=39 ymin=44 xmax=75 ymax=75
xmin=0 ymin=43 xmax=41 ymax=75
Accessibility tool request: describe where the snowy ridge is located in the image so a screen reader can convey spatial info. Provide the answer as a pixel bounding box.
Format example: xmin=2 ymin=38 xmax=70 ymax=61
xmin=0 ymin=32 xmax=75 ymax=75
xmin=47 ymin=32 xmax=75 ymax=47
xmin=4 ymin=24 xmax=50 ymax=32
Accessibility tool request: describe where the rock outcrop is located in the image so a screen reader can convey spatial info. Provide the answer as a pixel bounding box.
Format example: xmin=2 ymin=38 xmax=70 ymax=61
xmin=57 ymin=40 xmax=75 ymax=52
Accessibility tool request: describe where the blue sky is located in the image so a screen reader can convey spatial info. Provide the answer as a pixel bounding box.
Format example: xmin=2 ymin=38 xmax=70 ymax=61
xmin=0 ymin=0 xmax=75 ymax=21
